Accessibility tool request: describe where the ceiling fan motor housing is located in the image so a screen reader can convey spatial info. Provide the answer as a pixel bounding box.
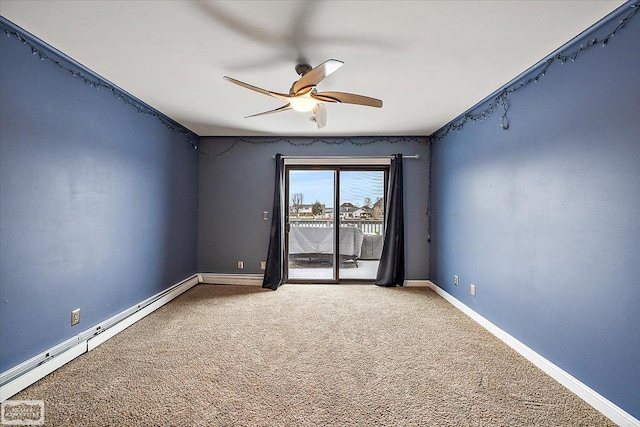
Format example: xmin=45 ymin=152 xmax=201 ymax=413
xmin=295 ymin=63 xmax=313 ymax=76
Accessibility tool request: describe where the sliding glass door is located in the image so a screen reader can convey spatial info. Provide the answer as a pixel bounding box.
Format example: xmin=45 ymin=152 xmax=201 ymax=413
xmin=337 ymin=171 xmax=385 ymax=280
xmin=286 ymin=166 xmax=386 ymax=283
xmin=287 ymin=169 xmax=337 ymax=281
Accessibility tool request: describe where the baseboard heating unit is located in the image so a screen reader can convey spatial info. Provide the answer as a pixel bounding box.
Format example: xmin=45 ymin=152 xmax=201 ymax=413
xmin=0 ymin=274 xmax=199 ymax=401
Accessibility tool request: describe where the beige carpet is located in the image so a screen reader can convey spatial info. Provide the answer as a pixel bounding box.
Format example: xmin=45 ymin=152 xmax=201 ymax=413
xmin=14 ymin=284 xmax=613 ymax=426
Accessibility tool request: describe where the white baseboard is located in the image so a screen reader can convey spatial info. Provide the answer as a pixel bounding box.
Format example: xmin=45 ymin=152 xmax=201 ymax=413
xmin=0 ymin=274 xmax=199 ymax=402
xmin=199 ymin=273 xmax=263 ymax=286
xmin=426 ymin=280 xmax=640 ymax=427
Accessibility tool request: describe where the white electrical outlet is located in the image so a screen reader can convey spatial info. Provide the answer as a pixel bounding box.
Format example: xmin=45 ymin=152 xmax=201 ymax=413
xmin=470 ymin=284 xmax=476 ymax=296
xmin=71 ymin=309 xmax=81 ymax=326
xmin=454 ymin=275 xmax=459 ymax=286
xmin=237 ymin=261 xmax=244 ymax=269
xmin=260 ymin=261 xmax=266 ymax=270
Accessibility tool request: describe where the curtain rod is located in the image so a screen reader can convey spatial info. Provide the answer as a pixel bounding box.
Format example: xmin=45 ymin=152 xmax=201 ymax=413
xmin=272 ymin=154 xmax=419 ymax=159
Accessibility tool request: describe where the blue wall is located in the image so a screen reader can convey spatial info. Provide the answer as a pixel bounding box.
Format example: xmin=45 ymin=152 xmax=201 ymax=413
xmin=198 ymin=137 xmax=430 ymax=280
xmin=429 ymin=7 xmax=640 ymax=419
xmin=0 ymin=20 xmax=199 ymax=372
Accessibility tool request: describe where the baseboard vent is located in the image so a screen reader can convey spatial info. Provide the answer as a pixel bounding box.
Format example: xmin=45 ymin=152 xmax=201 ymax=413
xmin=0 ymin=274 xmax=198 ymax=401
xmin=404 ymin=280 xmax=429 ymax=287
xmin=426 ymin=280 xmax=640 ymax=427
xmin=199 ymin=273 xmax=263 ymax=286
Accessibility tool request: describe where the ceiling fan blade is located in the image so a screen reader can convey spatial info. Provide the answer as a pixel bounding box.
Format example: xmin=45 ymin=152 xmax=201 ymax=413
xmin=245 ymin=104 xmax=292 ymax=118
xmin=312 ymin=103 xmax=327 ymax=129
xmin=292 ymin=59 xmax=344 ymax=93
xmin=224 ymin=76 xmax=288 ymax=100
xmin=313 ymin=91 xmax=383 ymax=108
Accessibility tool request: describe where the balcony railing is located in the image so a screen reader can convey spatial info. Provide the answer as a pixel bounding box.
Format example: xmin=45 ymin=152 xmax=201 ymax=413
xmin=289 ymin=218 xmax=384 ymax=235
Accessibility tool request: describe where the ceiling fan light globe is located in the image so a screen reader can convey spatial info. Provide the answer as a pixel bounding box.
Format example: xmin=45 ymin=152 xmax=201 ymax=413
xmin=289 ymin=97 xmax=318 ymax=112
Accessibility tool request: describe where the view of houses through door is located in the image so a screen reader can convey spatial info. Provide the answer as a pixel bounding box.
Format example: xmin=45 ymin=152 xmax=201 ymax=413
xmin=286 ymin=166 xmax=387 ymax=282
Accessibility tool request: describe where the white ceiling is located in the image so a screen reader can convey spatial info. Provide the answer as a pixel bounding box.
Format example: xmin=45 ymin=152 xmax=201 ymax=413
xmin=0 ymin=0 xmax=625 ymax=137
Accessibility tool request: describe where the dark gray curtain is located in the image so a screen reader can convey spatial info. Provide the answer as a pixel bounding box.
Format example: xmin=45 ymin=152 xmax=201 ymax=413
xmin=375 ymin=154 xmax=405 ymax=287
xmin=262 ymin=154 xmax=286 ymax=290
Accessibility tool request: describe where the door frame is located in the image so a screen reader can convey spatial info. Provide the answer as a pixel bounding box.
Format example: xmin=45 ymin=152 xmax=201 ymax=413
xmin=284 ymin=158 xmax=389 ymax=284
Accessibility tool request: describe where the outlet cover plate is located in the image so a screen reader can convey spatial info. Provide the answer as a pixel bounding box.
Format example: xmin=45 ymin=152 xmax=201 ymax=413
xmin=71 ymin=309 xmax=81 ymax=326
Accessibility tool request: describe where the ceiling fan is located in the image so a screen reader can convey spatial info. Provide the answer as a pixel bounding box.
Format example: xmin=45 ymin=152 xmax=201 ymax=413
xmin=223 ymin=59 xmax=383 ymax=128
